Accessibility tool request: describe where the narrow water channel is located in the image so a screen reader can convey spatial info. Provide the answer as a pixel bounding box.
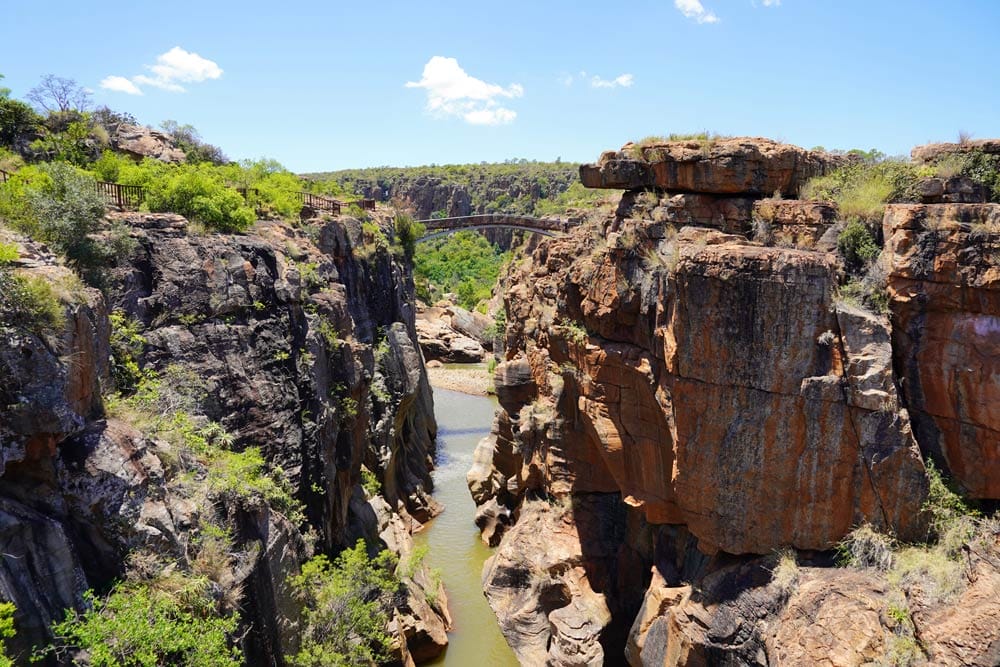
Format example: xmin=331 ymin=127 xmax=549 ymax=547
xmin=413 ymin=388 xmax=518 ymax=666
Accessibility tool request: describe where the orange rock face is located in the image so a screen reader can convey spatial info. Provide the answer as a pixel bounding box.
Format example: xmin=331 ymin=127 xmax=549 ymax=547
xmin=883 ymin=204 xmax=1000 ymax=498
xmin=482 ymin=219 xmax=929 ymax=555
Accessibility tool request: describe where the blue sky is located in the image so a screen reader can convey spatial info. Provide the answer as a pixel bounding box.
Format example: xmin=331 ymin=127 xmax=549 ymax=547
xmin=3 ymin=0 xmax=1000 ymax=172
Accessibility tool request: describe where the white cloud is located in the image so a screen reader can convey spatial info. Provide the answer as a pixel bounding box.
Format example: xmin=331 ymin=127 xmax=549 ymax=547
xmin=100 ymin=47 xmax=223 ymax=95
xmin=100 ymin=75 xmax=143 ymax=95
xmin=761 ymin=0 xmax=781 ymax=5
xmin=675 ymin=0 xmax=720 ymax=23
xmin=591 ymin=73 xmax=634 ymax=89
xmin=406 ymin=56 xmax=522 ymax=125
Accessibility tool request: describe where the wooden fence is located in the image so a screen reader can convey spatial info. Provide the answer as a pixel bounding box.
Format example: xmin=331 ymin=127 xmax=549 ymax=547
xmin=96 ymin=181 xmax=146 ymax=209
xmin=0 ymin=169 xmax=10 ymax=184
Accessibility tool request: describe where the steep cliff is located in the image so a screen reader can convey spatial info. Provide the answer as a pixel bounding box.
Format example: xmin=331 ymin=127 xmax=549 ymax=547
xmin=0 ymin=210 xmax=447 ymax=664
xmin=470 ymin=138 xmax=1000 ymax=666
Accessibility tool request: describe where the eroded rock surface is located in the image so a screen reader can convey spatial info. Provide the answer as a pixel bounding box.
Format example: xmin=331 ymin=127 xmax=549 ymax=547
xmin=580 ymin=137 xmax=843 ymax=196
xmin=883 ymin=203 xmax=1000 ymax=498
xmin=0 ymin=211 xmax=447 ymax=662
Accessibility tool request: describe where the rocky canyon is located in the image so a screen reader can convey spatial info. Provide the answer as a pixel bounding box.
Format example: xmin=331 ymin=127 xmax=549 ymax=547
xmin=470 ymin=137 xmax=1000 ymax=667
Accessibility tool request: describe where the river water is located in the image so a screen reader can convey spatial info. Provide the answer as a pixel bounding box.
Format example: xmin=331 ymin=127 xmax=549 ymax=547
xmin=413 ymin=388 xmax=518 ymax=666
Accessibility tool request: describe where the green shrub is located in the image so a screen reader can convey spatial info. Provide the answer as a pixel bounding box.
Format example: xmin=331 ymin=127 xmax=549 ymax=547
xmin=393 ymin=213 xmax=425 ymax=260
xmin=49 ymin=579 xmax=240 ymax=667
xmin=109 ymin=311 xmax=147 ymax=392
xmin=0 ymin=241 xmax=17 ymax=264
xmin=0 ymin=601 xmax=15 ymax=667
xmin=0 ymin=270 xmax=65 ymax=335
xmin=836 ymin=523 xmax=895 ymax=571
xmin=289 ymin=541 xmax=400 ymax=667
xmin=0 ymin=161 xmax=131 ymax=286
xmin=837 ymin=219 xmax=880 ymax=273
xmin=146 ymin=166 xmax=255 ymax=233
xmin=360 ymin=466 xmax=381 ymax=497
xmin=801 ymin=159 xmax=922 ymax=221
xmin=0 ymin=96 xmax=40 ymax=148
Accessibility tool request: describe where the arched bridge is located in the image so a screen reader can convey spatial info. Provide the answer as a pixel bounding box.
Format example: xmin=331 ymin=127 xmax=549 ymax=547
xmin=416 ymin=214 xmax=578 ymax=242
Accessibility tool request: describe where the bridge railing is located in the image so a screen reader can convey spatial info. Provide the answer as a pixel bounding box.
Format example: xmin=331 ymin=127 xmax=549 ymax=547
xmin=297 ymin=191 xmax=342 ymax=215
xmin=96 ymin=181 xmax=146 ymax=209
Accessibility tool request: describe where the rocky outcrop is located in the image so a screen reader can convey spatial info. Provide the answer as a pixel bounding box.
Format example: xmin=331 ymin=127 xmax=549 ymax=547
xmin=883 ymin=203 xmax=1000 ymax=498
xmin=626 ymin=524 xmax=1000 ymax=666
xmin=911 ymin=138 xmax=1000 ymax=163
xmin=471 ymin=138 xmax=1000 ymax=664
xmin=483 ymin=221 xmax=928 ymax=555
xmin=0 ymin=208 xmax=447 ymax=662
xmin=752 ymin=198 xmax=840 ymax=249
xmin=916 ymin=176 xmax=989 ymax=204
xmin=415 ymin=302 xmax=490 ymax=363
xmin=581 ymin=137 xmax=843 ymax=196
xmin=108 ymin=123 xmax=187 ymax=163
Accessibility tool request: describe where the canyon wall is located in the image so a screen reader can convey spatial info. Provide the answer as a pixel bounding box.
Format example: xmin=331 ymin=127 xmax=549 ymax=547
xmin=470 ymin=138 xmax=1000 ymax=666
xmin=0 ymin=211 xmax=447 ymax=664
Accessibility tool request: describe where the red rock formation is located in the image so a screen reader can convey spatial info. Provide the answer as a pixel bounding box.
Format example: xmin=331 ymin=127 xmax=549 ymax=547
xmin=884 ymin=203 xmax=1000 ymax=498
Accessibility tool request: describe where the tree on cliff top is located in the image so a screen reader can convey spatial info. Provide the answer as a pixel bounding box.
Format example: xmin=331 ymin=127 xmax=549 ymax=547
xmin=26 ymin=75 xmax=92 ymax=114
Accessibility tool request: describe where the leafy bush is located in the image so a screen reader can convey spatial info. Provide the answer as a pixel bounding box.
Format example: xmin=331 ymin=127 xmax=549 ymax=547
xmin=0 ymin=97 xmax=40 ymax=148
xmin=145 ymin=166 xmax=255 ymax=233
xmin=49 ymin=579 xmax=240 ymax=667
xmin=109 ymin=311 xmax=147 ymax=391
xmin=289 ymin=541 xmax=401 ymax=667
xmin=0 ymin=269 xmax=66 ymax=335
xmin=0 ymin=162 xmax=132 ymax=285
xmin=0 ymin=601 xmax=15 ymax=667
xmin=837 ymin=219 xmax=880 ymax=273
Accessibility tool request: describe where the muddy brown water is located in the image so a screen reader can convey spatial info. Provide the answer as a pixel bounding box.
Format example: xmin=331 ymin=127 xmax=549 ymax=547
xmin=414 ymin=388 xmax=518 ymax=666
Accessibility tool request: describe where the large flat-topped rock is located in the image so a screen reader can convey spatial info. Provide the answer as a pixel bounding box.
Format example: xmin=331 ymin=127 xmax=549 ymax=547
xmin=911 ymin=138 xmax=1000 ymax=163
xmin=579 ymin=137 xmax=842 ymax=196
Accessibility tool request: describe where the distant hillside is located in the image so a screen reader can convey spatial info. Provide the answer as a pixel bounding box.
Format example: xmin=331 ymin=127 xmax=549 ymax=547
xmin=303 ymin=161 xmax=600 ymax=219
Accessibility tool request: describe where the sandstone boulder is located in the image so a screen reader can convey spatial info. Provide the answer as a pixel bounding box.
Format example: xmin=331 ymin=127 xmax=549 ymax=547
xmin=911 ymin=138 xmax=1000 ymax=163
xmin=109 ymin=123 xmax=186 ymax=163
xmin=580 ymin=137 xmax=842 ymax=196
xmin=916 ymin=176 xmax=989 ymax=204
xmin=752 ymin=198 xmax=838 ymax=248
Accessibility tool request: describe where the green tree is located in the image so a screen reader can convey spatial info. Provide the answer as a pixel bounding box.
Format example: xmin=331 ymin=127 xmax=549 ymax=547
xmin=289 ymin=541 xmax=400 ymax=666
xmin=393 ymin=213 xmax=425 ymax=260
xmin=49 ymin=579 xmax=240 ymax=667
xmin=26 ymin=75 xmax=92 ymax=114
